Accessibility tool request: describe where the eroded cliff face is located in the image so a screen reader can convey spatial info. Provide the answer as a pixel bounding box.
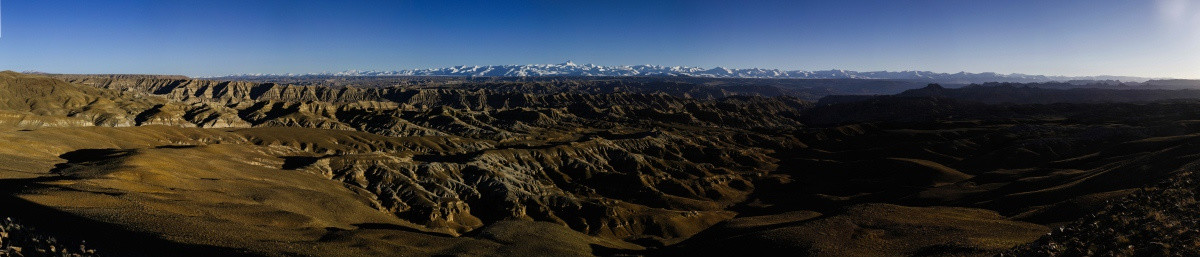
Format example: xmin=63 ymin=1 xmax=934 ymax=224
xmin=0 ymin=72 xmax=809 ymax=255
xmin=32 ymin=75 xmax=805 ymax=245
xmin=56 ymin=75 xmax=809 ymax=133
xmin=293 ymin=132 xmax=768 ymax=242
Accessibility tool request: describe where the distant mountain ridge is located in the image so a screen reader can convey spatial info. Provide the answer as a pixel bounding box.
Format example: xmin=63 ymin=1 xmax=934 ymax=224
xmin=210 ymin=61 xmax=1156 ymax=83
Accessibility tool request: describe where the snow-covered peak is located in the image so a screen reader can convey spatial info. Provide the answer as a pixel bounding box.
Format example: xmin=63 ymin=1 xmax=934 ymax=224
xmin=208 ymin=63 xmax=1155 ymax=83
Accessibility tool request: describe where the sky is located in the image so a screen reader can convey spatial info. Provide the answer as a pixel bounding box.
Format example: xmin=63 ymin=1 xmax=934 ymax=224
xmin=0 ymin=0 xmax=1198 ymax=78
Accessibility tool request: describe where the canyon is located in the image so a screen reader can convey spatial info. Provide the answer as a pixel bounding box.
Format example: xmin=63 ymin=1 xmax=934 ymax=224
xmin=0 ymin=71 xmax=1195 ymax=256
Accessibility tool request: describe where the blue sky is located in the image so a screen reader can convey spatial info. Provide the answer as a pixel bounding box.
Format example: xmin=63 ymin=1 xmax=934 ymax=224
xmin=0 ymin=0 xmax=1197 ymax=78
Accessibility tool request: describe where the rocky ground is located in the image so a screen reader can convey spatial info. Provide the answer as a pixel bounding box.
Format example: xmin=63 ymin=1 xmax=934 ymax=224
xmin=1004 ymin=169 xmax=1200 ymax=256
xmin=0 ymin=217 xmax=96 ymax=257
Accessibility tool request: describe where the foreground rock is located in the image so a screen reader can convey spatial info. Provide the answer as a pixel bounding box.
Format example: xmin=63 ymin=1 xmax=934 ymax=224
xmin=0 ymin=218 xmax=97 ymax=257
xmin=1004 ymin=169 xmax=1200 ymax=256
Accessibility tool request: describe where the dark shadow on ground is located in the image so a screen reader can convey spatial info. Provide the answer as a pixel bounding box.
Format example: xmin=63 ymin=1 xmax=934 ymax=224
xmin=0 ymin=177 xmax=267 ymax=257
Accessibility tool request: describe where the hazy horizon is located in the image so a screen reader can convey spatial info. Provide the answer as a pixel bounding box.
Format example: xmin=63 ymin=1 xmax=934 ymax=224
xmin=1 ymin=0 xmax=1198 ymax=78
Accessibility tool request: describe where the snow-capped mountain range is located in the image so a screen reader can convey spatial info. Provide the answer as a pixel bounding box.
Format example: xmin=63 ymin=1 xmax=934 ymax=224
xmin=213 ymin=61 xmax=1154 ymax=83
